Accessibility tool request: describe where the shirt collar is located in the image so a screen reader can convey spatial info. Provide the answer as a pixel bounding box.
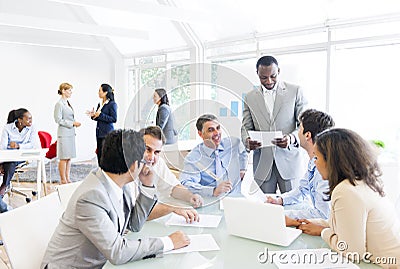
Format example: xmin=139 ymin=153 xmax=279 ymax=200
xmin=261 ymin=84 xmax=277 ymax=94
xmin=200 ymin=140 xmax=225 ymax=157
xmin=102 ymin=170 xmax=123 ymax=201
xmin=60 ymin=98 xmax=68 ymax=105
xmin=10 ymin=121 xmax=31 ymax=132
xmin=308 ymin=157 xmax=317 ymax=172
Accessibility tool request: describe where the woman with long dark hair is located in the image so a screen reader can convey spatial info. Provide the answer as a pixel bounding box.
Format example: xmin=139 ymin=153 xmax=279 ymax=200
xmin=153 ymin=88 xmax=177 ymax=144
xmin=298 ymin=128 xmax=400 ymax=267
xmin=87 ymin=83 xmax=117 ymax=165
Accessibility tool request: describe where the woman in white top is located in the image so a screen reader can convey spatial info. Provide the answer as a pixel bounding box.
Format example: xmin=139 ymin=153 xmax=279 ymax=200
xmin=299 ymin=128 xmax=400 ymax=268
xmin=54 ymin=83 xmax=81 ymax=184
xmin=0 ymin=108 xmax=39 ymax=196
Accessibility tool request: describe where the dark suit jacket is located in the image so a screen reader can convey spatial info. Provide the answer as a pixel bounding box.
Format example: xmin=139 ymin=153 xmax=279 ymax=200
xmin=156 ymin=104 xmax=177 ymax=144
xmin=92 ymin=100 xmax=117 ymax=138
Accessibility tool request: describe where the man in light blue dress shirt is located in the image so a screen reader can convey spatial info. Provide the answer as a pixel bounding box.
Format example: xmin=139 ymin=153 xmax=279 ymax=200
xmin=266 ymin=109 xmax=334 ymax=223
xmin=180 ymin=114 xmax=248 ymax=197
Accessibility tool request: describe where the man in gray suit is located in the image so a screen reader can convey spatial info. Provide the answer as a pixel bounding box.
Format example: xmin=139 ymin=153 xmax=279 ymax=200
xmin=242 ymin=56 xmax=307 ymax=194
xmin=42 ymin=129 xmax=190 ymax=269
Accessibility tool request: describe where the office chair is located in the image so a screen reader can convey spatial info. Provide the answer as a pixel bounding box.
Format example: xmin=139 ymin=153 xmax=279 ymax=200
xmin=1 ymin=162 xmax=37 ymax=203
xmin=10 ymin=162 xmax=37 ymax=203
xmin=38 ymin=131 xmax=57 ymax=184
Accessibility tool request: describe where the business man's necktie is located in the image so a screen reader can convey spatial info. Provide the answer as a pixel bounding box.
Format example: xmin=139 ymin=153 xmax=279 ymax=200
xmin=308 ymin=166 xmax=316 ymax=181
xmin=119 ymin=193 xmax=130 ymax=234
xmin=215 ymin=150 xmax=224 ymax=180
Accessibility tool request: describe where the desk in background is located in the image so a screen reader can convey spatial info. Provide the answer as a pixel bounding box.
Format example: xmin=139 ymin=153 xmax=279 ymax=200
xmin=105 ymin=197 xmax=379 ymax=269
xmin=0 ymin=149 xmax=47 ymax=199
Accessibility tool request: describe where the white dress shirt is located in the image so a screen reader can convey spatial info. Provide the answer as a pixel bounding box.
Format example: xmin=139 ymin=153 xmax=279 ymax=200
xmin=261 ymin=84 xmax=276 ymax=118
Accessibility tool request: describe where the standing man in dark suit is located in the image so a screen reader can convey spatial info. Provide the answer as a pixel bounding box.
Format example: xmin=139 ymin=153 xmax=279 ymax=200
xmin=87 ymin=83 xmax=118 ymax=165
xmin=42 ymin=129 xmax=190 ymax=269
xmin=242 ymin=56 xmax=307 ymax=194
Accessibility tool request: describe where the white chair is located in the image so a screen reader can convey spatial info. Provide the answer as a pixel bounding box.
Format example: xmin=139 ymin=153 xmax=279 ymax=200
xmin=56 ymin=181 xmax=82 ymax=210
xmin=0 ymin=192 xmax=63 ymax=269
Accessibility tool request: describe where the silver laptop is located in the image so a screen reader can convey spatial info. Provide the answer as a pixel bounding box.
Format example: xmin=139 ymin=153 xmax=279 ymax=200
xmin=222 ymin=197 xmax=302 ymax=246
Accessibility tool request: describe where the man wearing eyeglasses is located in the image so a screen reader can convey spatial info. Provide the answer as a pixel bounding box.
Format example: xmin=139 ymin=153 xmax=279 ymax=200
xmin=42 ymin=130 xmax=190 ymax=269
xmin=242 ymin=55 xmax=308 ymax=194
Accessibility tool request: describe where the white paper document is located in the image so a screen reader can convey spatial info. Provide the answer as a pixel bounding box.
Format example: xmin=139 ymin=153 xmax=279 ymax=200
xmin=266 ymin=248 xmax=359 ymax=268
xmin=166 ymin=213 xmax=222 ymax=228
xmin=248 ymin=131 xmax=283 ymax=147
xmin=164 ymin=234 xmax=220 ymax=255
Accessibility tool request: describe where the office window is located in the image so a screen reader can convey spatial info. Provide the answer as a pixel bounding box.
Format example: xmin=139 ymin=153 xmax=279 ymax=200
xmin=218 ymin=52 xmax=327 ymax=113
xmin=170 ymin=65 xmax=191 ymax=140
xmin=330 ymin=43 xmax=400 ymax=152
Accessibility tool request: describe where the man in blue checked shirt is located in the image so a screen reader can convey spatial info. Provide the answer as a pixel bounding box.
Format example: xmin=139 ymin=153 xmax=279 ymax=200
xmin=266 ymin=109 xmax=334 ymax=226
xmin=180 ymin=114 xmax=248 ymax=197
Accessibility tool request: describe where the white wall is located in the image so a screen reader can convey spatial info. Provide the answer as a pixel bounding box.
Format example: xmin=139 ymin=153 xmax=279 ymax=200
xmin=0 ymin=43 xmax=117 ymax=161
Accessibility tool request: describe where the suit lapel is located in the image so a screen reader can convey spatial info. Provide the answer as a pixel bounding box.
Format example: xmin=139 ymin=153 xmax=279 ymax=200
xmin=253 ymin=87 xmax=272 ymax=125
xmin=121 ymin=186 xmax=133 ymax=231
xmin=96 ymin=169 xmax=125 ymax=233
xmin=272 ymin=82 xmax=285 ymax=122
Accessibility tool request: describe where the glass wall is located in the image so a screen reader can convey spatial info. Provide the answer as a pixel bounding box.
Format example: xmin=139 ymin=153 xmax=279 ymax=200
xmin=330 ymin=43 xmax=400 ymax=153
xmin=127 ymin=17 xmax=400 ymax=157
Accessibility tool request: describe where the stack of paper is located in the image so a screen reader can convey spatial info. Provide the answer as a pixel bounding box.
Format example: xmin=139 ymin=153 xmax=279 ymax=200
xmin=166 ymin=213 xmax=222 ymax=228
xmin=164 ymin=234 xmax=220 ymax=254
xmin=248 ymin=131 xmax=283 ymax=147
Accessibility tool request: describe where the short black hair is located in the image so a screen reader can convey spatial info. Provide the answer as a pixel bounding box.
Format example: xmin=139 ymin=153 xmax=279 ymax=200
xmin=299 ymin=109 xmax=335 ymax=143
xmin=140 ymin=126 xmax=166 ymax=145
xmin=196 ymin=114 xmax=218 ymax=131
xmin=256 ymin=56 xmax=279 ymax=71
xmin=99 ymin=129 xmax=145 ymax=174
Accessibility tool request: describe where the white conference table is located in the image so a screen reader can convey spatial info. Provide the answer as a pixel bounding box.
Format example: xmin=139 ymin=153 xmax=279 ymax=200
xmin=105 ymin=197 xmax=380 ymax=269
xmin=0 ymin=149 xmax=47 ymax=199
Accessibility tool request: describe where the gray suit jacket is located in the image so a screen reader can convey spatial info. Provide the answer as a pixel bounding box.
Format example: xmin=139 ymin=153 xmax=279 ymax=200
xmin=54 ymin=98 xmax=76 ymax=137
xmin=156 ymin=104 xmax=177 ymax=144
xmin=41 ymin=169 xmax=163 ymax=269
xmin=241 ymin=81 xmax=307 ymax=181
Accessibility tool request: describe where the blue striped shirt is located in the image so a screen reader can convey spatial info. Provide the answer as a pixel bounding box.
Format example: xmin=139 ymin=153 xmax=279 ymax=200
xmin=281 ymin=157 xmax=330 ymax=219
